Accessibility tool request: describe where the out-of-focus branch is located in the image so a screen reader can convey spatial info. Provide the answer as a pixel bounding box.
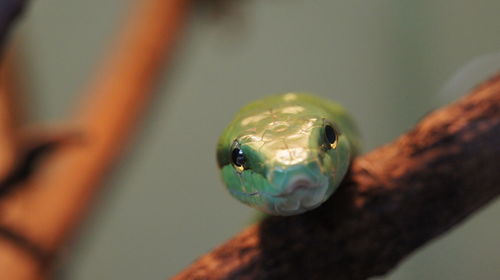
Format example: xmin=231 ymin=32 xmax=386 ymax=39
xmin=174 ymin=74 xmax=500 ymax=280
xmin=0 ymin=0 xmax=191 ymax=278
xmin=0 ymin=46 xmax=22 ymax=179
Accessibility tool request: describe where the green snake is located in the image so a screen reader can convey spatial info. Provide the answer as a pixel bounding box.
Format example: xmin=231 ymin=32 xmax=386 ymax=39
xmin=217 ymin=93 xmax=360 ymax=216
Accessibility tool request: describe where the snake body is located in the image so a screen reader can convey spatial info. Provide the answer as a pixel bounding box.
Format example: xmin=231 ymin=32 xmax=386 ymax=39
xmin=217 ymin=93 xmax=359 ymax=216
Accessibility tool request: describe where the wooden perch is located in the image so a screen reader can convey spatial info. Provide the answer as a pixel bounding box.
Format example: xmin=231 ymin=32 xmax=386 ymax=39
xmin=174 ymin=74 xmax=500 ymax=279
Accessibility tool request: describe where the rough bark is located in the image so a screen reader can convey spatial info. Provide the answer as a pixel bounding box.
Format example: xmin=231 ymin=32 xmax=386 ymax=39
xmin=174 ymin=73 xmax=500 ymax=280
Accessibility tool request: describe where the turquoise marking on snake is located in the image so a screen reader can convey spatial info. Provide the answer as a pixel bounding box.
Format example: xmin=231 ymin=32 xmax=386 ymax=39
xmin=216 ymin=93 xmax=360 ymax=216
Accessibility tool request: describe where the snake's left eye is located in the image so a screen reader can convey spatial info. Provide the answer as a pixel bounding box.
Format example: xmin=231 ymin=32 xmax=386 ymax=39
xmin=324 ymin=124 xmax=338 ymax=149
xmin=231 ymin=147 xmax=246 ymax=172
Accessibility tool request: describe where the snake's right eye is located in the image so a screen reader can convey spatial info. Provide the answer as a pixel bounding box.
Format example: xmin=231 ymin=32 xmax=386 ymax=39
xmin=231 ymin=147 xmax=246 ymax=172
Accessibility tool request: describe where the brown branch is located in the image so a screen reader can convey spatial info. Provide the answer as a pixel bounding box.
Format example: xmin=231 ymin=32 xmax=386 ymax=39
xmin=0 ymin=0 xmax=190 ymax=278
xmin=174 ymin=74 xmax=500 ymax=279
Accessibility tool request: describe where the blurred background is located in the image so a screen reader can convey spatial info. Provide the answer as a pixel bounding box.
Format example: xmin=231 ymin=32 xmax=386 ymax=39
xmin=9 ymin=0 xmax=500 ymax=279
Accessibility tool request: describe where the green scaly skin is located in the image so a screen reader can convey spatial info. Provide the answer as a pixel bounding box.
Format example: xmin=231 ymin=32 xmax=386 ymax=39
xmin=217 ymin=93 xmax=359 ymax=216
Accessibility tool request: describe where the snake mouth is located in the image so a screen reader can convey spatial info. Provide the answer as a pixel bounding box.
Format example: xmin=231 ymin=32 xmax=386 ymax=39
xmin=272 ymin=178 xmax=320 ymax=197
xmin=271 ymin=176 xmax=328 ymax=215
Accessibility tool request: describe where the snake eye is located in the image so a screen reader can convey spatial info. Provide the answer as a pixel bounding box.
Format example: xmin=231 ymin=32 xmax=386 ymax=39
xmin=324 ymin=124 xmax=338 ymax=149
xmin=231 ymin=147 xmax=246 ymax=172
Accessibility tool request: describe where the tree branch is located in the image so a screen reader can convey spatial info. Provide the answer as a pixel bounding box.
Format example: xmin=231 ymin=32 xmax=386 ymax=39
xmin=174 ymin=73 xmax=500 ymax=280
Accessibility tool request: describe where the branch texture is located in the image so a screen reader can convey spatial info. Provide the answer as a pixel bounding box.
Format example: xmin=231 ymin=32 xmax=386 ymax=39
xmin=174 ymin=73 xmax=500 ymax=280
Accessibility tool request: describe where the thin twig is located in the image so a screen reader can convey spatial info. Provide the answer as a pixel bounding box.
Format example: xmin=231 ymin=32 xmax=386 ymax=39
xmin=173 ymin=74 xmax=500 ymax=280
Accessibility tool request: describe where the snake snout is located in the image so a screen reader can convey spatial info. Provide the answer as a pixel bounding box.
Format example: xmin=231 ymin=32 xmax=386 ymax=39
xmin=277 ymin=177 xmax=317 ymax=196
xmin=268 ymin=168 xmax=329 ymax=215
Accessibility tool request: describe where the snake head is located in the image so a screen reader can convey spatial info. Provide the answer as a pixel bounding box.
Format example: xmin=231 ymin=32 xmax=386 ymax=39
xmin=217 ymin=93 xmax=355 ymax=216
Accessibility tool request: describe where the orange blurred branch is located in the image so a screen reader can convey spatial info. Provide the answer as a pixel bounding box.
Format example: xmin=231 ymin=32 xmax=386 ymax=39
xmin=0 ymin=46 xmax=22 ymax=179
xmin=0 ymin=0 xmax=191 ymax=278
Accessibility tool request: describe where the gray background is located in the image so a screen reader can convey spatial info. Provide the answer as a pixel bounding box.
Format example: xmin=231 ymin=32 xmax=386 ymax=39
xmin=10 ymin=0 xmax=500 ymax=279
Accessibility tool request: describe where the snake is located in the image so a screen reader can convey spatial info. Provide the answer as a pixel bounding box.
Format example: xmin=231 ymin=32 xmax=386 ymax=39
xmin=216 ymin=93 xmax=360 ymax=216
